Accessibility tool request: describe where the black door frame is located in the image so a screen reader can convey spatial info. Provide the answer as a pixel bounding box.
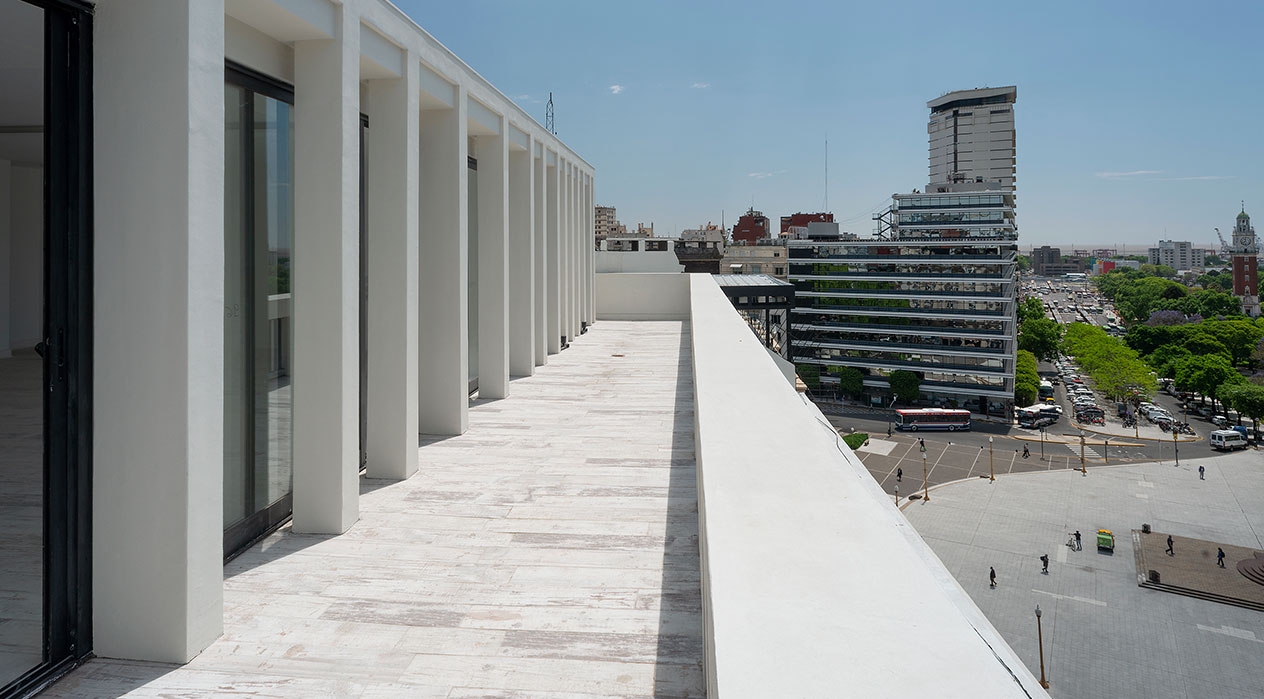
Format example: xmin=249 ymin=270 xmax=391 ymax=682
xmin=2 ymin=1 xmax=94 ymax=697
xmin=222 ymin=62 xmax=295 ymax=561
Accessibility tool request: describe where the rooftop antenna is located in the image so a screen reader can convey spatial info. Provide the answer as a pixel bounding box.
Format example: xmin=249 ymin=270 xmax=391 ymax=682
xmin=824 ymin=134 xmax=829 ymax=213
xmin=545 ymin=92 xmax=555 ymax=135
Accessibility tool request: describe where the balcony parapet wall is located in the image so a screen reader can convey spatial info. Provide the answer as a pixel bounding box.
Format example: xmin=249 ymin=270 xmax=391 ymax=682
xmin=685 ymin=273 xmax=1047 ymax=698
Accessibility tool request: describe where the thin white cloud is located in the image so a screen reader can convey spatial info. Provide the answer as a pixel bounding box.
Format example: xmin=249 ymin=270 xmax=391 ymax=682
xmin=1094 ymin=170 xmax=1163 ymax=178
xmin=608 ymin=84 xmax=624 ymax=95
xmin=692 ymin=82 xmax=710 ymax=89
xmin=1154 ymin=175 xmax=1234 ymax=181
xmin=747 ymin=170 xmax=786 ymax=179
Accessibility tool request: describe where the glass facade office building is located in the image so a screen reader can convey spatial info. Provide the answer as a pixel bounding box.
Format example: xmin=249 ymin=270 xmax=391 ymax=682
xmin=789 ymin=189 xmax=1018 ymax=417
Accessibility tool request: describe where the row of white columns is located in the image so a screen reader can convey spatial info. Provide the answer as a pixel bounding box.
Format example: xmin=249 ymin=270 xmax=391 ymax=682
xmin=91 ymin=0 xmax=595 ymax=664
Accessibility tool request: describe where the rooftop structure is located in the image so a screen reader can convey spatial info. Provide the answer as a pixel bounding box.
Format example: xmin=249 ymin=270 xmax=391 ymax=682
xmin=928 ymin=86 xmax=1018 ymax=192
xmin=732 ymin=208 xmax=771 ymax=244
xmin=1148 ymin=240 xmax=1204 ymax=271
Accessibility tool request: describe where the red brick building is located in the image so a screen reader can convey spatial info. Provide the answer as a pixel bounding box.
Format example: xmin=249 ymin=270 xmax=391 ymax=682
xmin=779 ymin=212 xmax=834 ymax=235
xmin=732 ymin=207 xmax=771 ymax=244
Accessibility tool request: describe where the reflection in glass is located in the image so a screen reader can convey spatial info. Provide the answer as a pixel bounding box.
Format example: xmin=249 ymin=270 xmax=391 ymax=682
xmin=224 ymin=79 xmax=294 ymax=551
xmin=0 ymin=0 xmax=46 ymax=686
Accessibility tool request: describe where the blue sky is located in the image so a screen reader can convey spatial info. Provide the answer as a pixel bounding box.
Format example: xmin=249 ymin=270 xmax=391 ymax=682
xmin=396 ymin=0 xmax=1264 ymax=248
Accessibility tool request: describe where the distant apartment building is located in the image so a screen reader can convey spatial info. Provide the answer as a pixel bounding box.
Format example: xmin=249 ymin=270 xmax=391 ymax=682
xmin=927 ymin=86 xmax=1017 ymax=193
xmin=790 ymin=185 xmax=1018 ymax=416
xmin=1031 ymin=245 xmax=1061 ymax=275
xmin=721 ymin=239 xmax=788 ymax=279
xmin=780 ymin=212 xmax=834 ymax=235
xmin=677 ymin=224 xmax=727 ymax=273
xmin=1148 ymin=240 xmax=1204 ymax=270
xmin=594 ymin=205 xmax=630 ymax=247
xmin=733 ymin=207 xmax=771 ymax=243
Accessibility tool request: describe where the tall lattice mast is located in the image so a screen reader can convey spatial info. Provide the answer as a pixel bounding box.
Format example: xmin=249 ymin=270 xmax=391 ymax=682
xmin=545 ymin=92 xmax=555 ymax=135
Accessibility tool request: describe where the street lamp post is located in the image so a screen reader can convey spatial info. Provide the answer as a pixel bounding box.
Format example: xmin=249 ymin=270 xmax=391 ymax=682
xmin=1039 ymin=427 xmax=1045 ymax=460
xmin=1103 ymin=438 xmax=1109 ymax=464
xmin=1035 ymin=605 xmax=1050 ymax=689
xmin=989 ymin=436 xmax=995 ymax=482
xmin=1080 ymin=431 xmax=1087 ymax=474
xmin=1174 ymin=429 xmax=1179 ymax=467
xmin=894 ymin=484 xmax=899 ymax=506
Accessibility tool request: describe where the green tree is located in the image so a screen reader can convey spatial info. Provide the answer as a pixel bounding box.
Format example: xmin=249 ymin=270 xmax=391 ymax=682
xmin=835 ymin=367 xmax=865 ymax=400
xmin=1179 ymin=331 xmax=1231 ymax=363
xmin=1018 ymin=317 xmax=1064 ymax=362
xmin=888 ymin=370 xmax=921 ymax=405
xmin=1014 ymin=350 xmax=1040 ymax=406
xmin=1145 ymin=345 xmax=1193 ymax=379
xmin=1062 ymin=323 xmax=1157 ymax=400
xmin=1221 ymin=383 xmax=1264 ymax=438
xmin=1174 ymin=354 xmax=1244 ymax=410
xmin=1200 ymin=319 xmax=1264 ymax=364
xmin=1016 ymin=254 xmax=1032 ymax=273
xmin=1018 ymin=297 xmax=1046 ymax=325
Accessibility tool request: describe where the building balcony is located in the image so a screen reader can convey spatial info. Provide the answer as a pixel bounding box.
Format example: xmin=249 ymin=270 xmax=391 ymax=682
xmin=790 ymin=271 xmax=1013 ymax=282
xmin=793 ymin=302 xmax=1013 ymax=319
xmin=51 ymin=273 xmax=1046 ymax=699
xmin=794 ymin=288 xmax=1013 ymax=302
xmin=787 ymin=252 xmax=1017 ymax=263
xmin=792 ymin=334 xmax=1009 ymax=357
xmin=792 ymin=350 xmax=1012 ymax=377
xmin=790 ymin=318 xmax=1009 ymax=337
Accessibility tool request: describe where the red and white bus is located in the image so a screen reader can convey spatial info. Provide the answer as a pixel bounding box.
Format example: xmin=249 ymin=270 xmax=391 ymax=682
xmin=894 ymin=408 xmax=971 ymax=432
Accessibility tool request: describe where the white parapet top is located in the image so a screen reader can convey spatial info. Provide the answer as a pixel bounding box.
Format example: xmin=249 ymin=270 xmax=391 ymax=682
xmin=687 ymin=272 xmax=1049 ymax=698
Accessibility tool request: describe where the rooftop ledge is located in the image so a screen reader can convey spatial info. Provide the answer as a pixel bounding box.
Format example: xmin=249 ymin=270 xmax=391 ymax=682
xmin=598 ymin=272 xmax=1049 ymax=697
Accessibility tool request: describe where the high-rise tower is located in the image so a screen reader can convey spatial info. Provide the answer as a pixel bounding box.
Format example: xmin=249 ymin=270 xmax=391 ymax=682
xmin=927 ymin=86 xmax=1017 ymax=191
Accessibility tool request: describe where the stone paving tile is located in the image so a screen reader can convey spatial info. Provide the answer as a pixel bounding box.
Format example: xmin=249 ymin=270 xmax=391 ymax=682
xmin=903 ymin=452 xmax=1264 ymax=699
xmin=47 ymin=322 xmax=704 ymax=698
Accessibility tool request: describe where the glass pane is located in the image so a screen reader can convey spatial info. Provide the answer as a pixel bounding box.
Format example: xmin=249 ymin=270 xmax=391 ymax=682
xmin=257 ymin=95 xmax=292 ymax=510
xmin=223 ymin=83 xmax=250 ymax=527
xmin=0 ymin=0 xmax=46 ymax=684
xmin=468 ymin=162 xmax=478 ymax=390
xmin=223 ymin=81 xmax=294 ymax=547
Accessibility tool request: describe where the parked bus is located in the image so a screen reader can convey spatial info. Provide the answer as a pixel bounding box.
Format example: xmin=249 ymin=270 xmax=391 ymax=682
xmin=894 ymin=408 xmax=972 ymax=432
xmin=1038 ymin=380 xmax=1054 ymax=401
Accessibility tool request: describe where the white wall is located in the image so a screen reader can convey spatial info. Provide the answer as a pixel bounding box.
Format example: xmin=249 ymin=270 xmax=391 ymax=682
xmin=688 ymin=273 xmax=1049 ymax=698
xmin=595 ymin=273 xmax=689 ymax=321
xmin=595 ymin=249 xmax=683 ymax=274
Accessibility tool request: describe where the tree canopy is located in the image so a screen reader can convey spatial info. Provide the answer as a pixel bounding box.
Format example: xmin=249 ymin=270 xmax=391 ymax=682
xmin=1018 ymin=317 xmax=1063 ymax=362
xmin=1174 ymin=354 xmax=1245 ymax=408
xmin=887 ymin=370 xmax=921 ymax=405
xmin=1015 ymin=350 xmax=1040 ymax=406
xmin=1062 ymin=323 xmax=1156 ymax=400
xmin=834 ymin=366 xmax=865 ymax=399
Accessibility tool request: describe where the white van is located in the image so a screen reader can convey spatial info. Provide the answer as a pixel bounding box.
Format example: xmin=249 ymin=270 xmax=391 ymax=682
xmin=1210 ymin=430 xmax=1248 ymax=451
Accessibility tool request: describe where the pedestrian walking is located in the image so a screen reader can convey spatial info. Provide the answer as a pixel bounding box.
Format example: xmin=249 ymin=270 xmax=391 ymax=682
xmin=1040 ymin=554 xmax=1049 ymax=574
xmin=1166 ymin=535 xmax=1174 ymax=556
xmin=1217 ymin=548 xmax=1226 ymax=568
xmin=919 ymin=438 xmax=926 ymax=452
xmin=1074 ymin=530 xmax=1082 ymax=551
xmin=1199 ymin=465 xmax=1205 ymax=480
xmin=896 ymin=467 xmax=903 ymax=483
xmin=989 ymin=566 xmax=996 ymax=588
xmin=1022 ymin=444 xmax=1030 ymax=459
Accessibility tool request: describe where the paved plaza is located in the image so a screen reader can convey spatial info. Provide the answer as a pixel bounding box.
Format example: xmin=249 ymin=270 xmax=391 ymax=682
xmin=902 ymin=449 xmax=1264 ymax=699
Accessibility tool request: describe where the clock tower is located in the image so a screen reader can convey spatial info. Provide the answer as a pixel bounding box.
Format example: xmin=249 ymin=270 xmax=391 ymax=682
xmin=1230 ymin=205 xmax=1260 ymax=316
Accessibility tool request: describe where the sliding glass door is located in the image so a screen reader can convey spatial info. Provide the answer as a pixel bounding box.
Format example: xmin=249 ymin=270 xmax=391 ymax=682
xmin=223 ymin=65 xmax=295 ymax=559
xmin=0 ymin=0 xmax=92 ymax=696
xmin=467 ymin=155 xmax=478 ymax=394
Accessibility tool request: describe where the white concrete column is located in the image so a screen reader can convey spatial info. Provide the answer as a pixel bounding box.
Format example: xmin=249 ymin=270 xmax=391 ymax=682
xmin=475 ymin=125 xmax=509 ymax=399
xmin=586 ymin=173 xmax=596 ymax=325
xmin=291 ymin=5 xmax=360 ymax=534
xmin=365 ymin=57 xmax=419 ymax=480
xmin=546 ymin=156 xmax=561 ymax=354
xmin=508 ymin=134 xmax=534 ymax=376
xmin=0 ymin=160 xmax=9 ymax=358
xmin=92 ymin=0 xmax=224 ymax=662
xmin=568 ymin=164 xmax=580 ymax=337
xmin=532 ymin=147 xmax=547 ymax=366
xmin=418 ymin=90 xmax=469 ymax=434
xmin=559 ymin=161 xmax=571 ymax=344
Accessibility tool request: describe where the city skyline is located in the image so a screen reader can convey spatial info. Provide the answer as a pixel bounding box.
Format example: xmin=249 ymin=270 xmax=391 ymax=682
xmin=399 ymin=0 xmax=1263 ymax=246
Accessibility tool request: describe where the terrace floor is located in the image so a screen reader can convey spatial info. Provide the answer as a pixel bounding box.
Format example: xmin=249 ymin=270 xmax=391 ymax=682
xmin=47 ymin=321 xmax=705 ymax=698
